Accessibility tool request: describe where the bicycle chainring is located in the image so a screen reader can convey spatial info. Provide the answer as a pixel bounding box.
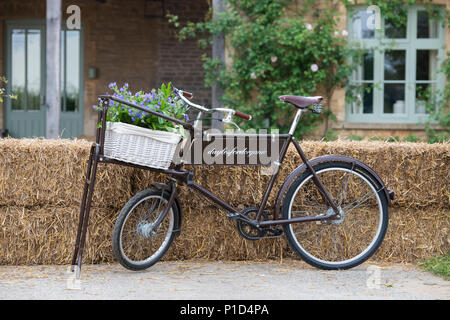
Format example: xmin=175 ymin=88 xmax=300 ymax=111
xmin=236 ymin=207 xmax=269 ymax=241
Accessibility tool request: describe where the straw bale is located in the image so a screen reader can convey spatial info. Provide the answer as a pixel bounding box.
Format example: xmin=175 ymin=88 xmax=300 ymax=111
xmin=133 ymin=140 xmax=450 ymax=210
xmin=0 ymin=203 xmax=447 ymax=265
xmin=0 ymin=139 xmax=448 ymax=265
xmin=0 ymin=205 xmax=119 ymax=265
xmin=0 ymin=138 xmax=133 ymax=208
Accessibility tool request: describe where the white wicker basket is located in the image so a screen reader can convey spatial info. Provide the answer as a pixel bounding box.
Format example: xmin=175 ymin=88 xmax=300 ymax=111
xmin=103 ymin=122 xmax=182 ymax=170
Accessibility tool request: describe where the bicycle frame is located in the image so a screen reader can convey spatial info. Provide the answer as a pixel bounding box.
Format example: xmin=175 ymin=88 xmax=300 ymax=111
xmin=71 ymin=94 xmax=341 ymax=276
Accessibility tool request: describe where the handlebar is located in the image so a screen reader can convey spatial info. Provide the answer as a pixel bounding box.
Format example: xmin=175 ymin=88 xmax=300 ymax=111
xmin=234 ymin=111 xmax=252 ymax=121
xmin=174 ymin=88 xmax=252 ymax=121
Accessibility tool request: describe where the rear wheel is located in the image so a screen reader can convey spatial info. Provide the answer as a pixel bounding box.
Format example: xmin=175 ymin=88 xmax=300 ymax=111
xmin=112 ymin=189 xmax=179 ymax=271
xmin=282 ymin=161 xmax=388 ymax=270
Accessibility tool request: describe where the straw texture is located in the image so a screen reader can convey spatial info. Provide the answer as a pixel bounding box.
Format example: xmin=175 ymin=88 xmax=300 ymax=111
xmin=0 ymin=138 xmax=448 ymax=265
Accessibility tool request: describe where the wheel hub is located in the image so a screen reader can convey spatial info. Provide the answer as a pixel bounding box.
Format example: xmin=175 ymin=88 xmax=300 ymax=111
xmin=136 ymin=221 xmax=155 ymax=239
xmin=328 ymin=206 xmax=346 ymax=225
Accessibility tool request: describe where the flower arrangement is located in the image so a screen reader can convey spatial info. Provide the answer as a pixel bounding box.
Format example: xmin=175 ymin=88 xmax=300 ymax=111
xmin=94 ymin=82 xmax=188 ymax=137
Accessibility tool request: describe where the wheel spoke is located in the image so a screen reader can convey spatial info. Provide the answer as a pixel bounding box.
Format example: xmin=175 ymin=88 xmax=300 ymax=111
xmin=284 ymin=164 xmax=387 ymax=269
xmin=113 ymin=192 xmax=176 ymax=270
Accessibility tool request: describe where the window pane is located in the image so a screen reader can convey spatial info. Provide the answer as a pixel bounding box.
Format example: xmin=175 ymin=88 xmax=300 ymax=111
xmin=384 ymin=50 xmax=405 ymax=81
xmin=350 ymin=83 xmax=374 ymax=114
xmin=363 ymin=51 xmax=374 ymax=81
xmin=65 ymin=30 xmax=80 ymax=112
xmin=61 ymin=30 xmax=65 ymax=111
xmin=416 ymin=50 xmax=438 ymax=81
xmin=11 ymin=29 xmax=25 ymax=110
xmin=355 ymin=50 xmax=374 ymax=82
xmin=415 ymin=83 xmax=437 ymax=114
xmin=27 ymin=29 xmax=41 ymax=111
xmin=351 ymin=9 xmax=375 ymax=39
xmin=362 ymin=83 xmax=374 ymax=114
xmin=385 ymin=18 xmax=407 ymax=39
xmin=417 ymin=10 xmax=438 ymax=38
xmin=384 ymin=84 xmax=405 ymax=114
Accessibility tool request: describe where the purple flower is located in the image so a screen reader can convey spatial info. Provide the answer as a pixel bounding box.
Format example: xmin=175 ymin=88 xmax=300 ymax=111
xmin=184 ymin=114 xmax=189 ymax=121
xmin=131 ymin=117 xmax=136 ymax=122
xmin=92 ymin=105 xmax=97 ymax=110
xmin=124 ymin=83 xmax=129 ymax=88
xmin=108 ymin=82 xmax=116 ymax=89
xmin=120 ymin=87 xmax=125 ymax=92
xmin=135 ymin=92 xmax=140 ymax=97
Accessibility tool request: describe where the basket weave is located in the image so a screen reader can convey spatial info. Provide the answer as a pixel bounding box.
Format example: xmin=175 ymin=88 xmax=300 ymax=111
xmin=103 ymin=122 xmax=182 ymax=170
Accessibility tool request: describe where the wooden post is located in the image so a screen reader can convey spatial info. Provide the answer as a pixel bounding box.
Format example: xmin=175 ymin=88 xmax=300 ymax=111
xmin=45 ymin=0 xmax=61 ymax=139
xmin=211 ymin=0 xmax=225 ymax=131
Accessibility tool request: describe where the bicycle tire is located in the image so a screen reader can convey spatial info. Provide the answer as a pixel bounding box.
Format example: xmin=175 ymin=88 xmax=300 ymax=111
xmin=282 ymin=161 xmax=389 ymax=270
xmin=112 ymin=189 xmax=180 ymax=271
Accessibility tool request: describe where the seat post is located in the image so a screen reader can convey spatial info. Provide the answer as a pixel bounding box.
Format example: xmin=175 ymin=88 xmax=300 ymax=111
xmin=289 ymin=108 xmax=303 ymax=135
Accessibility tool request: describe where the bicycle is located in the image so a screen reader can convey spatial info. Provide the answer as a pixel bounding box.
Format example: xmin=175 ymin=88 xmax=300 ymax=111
xmin=71 ymin=88 xmax=394 ymax=277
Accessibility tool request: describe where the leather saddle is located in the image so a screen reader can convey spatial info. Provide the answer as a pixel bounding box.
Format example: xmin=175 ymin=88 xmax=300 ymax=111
xmin=279 ymin=95 xmax=323 ymax=108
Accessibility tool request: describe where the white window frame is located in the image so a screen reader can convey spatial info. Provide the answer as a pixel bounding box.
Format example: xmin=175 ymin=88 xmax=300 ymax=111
xmin=346 ymin=5 xmax=446 ymax=124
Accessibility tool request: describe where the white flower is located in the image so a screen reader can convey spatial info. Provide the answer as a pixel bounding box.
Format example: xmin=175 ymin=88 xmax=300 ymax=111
xmin=271 ymin=56 xmax=278 ymax=63
xmin=305 ymin=23 xmax=313 ymax=30
xmin=334 ymin=31 xmax=339 ymax=36
xmin=310 ymin=64 xmax=319 ymax=72
xmin=342 ymin=30 xmax=348 ymax=37
xmin=250 ymin=72 xmax=257 ymax=79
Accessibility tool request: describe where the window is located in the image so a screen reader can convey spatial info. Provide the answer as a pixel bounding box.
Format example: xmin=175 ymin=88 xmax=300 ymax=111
xmin=10 ymin=28 xmax=42 ymax=111
xmin=61 ymin=29 xmax=81 ymax=112
xmin=347 ymin=5 xmax=445 ymax=123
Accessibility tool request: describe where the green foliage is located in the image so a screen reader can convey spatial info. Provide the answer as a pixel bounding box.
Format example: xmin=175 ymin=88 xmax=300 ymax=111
xmin=323 ymin=129 xmax=338 ymax=142
xmin=94 ymin=82 xmax=187 ymax=136
xmin=169 ymin=0 xmax=449 ymax=140
xmin=347 ymin=134 xmax=364 ymax=141
xmin=402 ymin=133 xmax=419 ymax=143
xmin=0 ymin=76 xmax=17 ymax=103
xmin=424 ymin=52 xmax=450 ymax=144
xmin=169 ymin=0 xmax=359 ymax=138
xmin=418 ymin=253 xmax=450 ymax=281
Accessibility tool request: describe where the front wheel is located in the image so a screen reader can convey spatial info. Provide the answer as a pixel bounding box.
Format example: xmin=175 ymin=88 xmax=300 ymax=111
xmin=112 ymin=189 xmax=179 ymax=271
xmin=282 ymin=161 xmax=389 ymax=270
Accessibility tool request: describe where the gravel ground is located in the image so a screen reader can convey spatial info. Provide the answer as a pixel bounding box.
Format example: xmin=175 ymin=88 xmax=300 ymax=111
xmin=0 ymin=260 xmax=448 ymax=300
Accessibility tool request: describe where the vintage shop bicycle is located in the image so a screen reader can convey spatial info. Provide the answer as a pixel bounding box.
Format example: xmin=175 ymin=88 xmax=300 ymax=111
xmin=71 ymin=88 xmax=394 ymax=276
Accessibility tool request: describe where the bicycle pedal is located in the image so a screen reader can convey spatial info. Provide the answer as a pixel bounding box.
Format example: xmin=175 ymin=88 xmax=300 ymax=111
xmin=226 ymin=212 xmax=241 ymax=221
xmin=265 ymin=228 xmax=283 ymax=237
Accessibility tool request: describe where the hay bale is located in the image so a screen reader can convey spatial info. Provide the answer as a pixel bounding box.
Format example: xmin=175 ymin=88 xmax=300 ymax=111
xmin=0 ymin=138 xmax=448 ymax=265
xmin=0 ymin=138 xmax=134 ymax=208
xmin=133 ymin=140 xmax=450 ymax=210
xmin=1 ymin=203 xmax=447 ymax=265
xmin=0 ymin=205 xmax=119 ymax=265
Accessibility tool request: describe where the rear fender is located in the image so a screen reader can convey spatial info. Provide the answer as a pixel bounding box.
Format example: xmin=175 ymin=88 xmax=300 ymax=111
xmin=274 ymin=155 xmax=392 ymax=219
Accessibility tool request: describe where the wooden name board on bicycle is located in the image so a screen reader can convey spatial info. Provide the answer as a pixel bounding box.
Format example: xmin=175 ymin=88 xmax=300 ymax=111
xmin=177 ymin=133 xmax=289 ymax=166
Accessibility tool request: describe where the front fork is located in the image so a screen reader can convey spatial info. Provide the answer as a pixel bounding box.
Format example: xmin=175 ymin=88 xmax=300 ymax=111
xmin=149 ymin=179 xmax=178 ymax=231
